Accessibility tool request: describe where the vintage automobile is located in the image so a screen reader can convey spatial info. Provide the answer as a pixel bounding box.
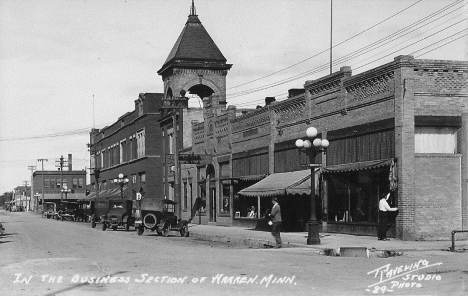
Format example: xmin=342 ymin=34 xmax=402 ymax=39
xmin=42 ymin=202 xmax=58 ymax=219
xmin=77 ymin=200 xmax=92 ymax=222
xmin=0 ymin=221 xmax=4 ymax=236
xmin=91 ymin=199 xmax=110 ymax=228
xmin=102 ymin=199 xmax=135 ymax=231
xmin=56 ymin=202 xmax=82 ymax=221
xmin=135 ymin=199 xmax=189 ymax=237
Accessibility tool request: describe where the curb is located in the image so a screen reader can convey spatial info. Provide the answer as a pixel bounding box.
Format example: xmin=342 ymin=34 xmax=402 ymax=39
xmin=189 ymin=231 xmax=322 ymax=254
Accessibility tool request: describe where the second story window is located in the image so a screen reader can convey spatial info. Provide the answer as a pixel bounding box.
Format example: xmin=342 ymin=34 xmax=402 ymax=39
xmin=137 ymin=129 xmax=145 ymax=158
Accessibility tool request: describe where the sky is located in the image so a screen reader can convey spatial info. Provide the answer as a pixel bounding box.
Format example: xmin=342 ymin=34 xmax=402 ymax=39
xmin=0 ymin=0 xmax=467 ymax=193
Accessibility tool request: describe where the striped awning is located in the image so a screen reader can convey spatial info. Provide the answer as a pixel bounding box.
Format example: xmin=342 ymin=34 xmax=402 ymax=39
xmin=322 ymin=159 xmax=393 ymax=174
xmin=238 ymin=170 xmax=311 ymax=197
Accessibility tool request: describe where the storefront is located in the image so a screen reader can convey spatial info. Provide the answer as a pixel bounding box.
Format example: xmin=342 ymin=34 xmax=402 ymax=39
xmin=237 ymin=170 xmax=313 ymax=232
xmin=322 ymin=158 xmax=397 ymax=236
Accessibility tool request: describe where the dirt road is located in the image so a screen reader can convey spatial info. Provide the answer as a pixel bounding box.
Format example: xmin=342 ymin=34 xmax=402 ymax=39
xmin=0 ymin=211 xmax=466 ymax=295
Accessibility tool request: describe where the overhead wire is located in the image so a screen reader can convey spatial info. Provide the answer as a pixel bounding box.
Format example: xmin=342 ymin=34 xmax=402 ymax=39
xmin=229 ymin=0 xmax=425 ymax=90
xmin=227 ymin=0 xmax=466 ymax=101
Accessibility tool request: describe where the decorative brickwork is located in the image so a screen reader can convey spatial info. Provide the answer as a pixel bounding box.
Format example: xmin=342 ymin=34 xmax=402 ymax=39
xmin=274 ymin=101 xmax=306 ymax=127
xmin=345 ymin=72 xmax=394 ymax=102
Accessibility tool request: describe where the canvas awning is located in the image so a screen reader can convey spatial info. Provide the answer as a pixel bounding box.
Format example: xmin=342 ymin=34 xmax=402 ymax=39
xmin=322 ymin=159 xmax=393 ymax=174
xmin=238 ymin=170 xmax=312 ymax=197
xmin=231 ymin=174 xmax=267 ymax=182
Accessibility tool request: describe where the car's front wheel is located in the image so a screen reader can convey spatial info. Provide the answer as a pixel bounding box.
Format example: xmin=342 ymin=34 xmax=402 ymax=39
xmin=91 ymin=221 xmax=96 ymax=228
xmin=102 ymin=223 xmax=107 ymax=231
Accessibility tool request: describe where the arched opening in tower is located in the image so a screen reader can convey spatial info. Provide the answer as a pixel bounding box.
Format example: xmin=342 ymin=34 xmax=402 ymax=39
xmin=188 ymin=84 xmax=214 ymax=99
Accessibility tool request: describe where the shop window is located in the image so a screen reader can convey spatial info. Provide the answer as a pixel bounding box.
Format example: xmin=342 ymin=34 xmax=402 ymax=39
xmin=233 ymin=194 xmax=270 ymax=219
xmin=415 ymin=126 xmax=457 ymax=153
xmin=326 ymin=168 xmax=391 ymax=224
xmin=221 ymin=181 xmax=230 ymax=213
xmin=72 ymin=178 xmax=78 ymax=189
xmin=132 ymin=174 xmax=137 ymax=184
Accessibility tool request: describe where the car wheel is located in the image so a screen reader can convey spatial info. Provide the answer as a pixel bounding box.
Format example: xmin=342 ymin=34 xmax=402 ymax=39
xmin=162 ymin=229 xmax=169 ymax=237
xmin=47 ymin=215 xmax=51 ymax=219
xmin=91 ymin=221 xmax=96 ymax=228
xmin=102 ymin=223 xmax=107 ymax=231
xmin=137 ymin=227 xmax=144 ymax=236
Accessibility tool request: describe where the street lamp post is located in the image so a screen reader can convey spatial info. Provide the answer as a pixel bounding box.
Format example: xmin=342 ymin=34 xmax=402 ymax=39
xmin=61 ymin=186 xmax=71 ymax=202
xmin=295 ymin=126 xmax=329 ymax=245
xmin=114 ymin=173 xmax=129 ymax=199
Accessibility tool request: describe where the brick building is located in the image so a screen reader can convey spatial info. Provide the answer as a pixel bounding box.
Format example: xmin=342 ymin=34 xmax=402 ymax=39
xmin=153 ymin=3 xmax=467 ymax=240
xmin=181 ymin=55 xmax=467 ymax=240
xmin=88 ymin=93 xmax=165 ymax=203
xmin=157 ymin=2 xmax=231 ymax=220
xmin=32 ymin=154 xmax=87 ymax=206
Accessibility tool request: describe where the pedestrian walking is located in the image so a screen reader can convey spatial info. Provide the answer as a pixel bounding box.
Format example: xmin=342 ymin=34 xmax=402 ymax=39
xmin=378 ymin=193 xmax=398 ymax=241
xmin=269 ymin=197 xmax=282 ymax=248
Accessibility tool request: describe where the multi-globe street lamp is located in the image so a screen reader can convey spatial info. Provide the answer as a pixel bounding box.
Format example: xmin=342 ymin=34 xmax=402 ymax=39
xmin=295 ymin=126 xmax=329 ymax=245
xmin=114 ymin=173 xmax=129 ymax=199
xmin=61 ymin=186 xmax=71 ymax=201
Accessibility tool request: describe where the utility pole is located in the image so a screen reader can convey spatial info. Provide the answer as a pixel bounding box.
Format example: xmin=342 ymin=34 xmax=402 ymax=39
xmin=28 ymin=165 xmax=36 ymax=211
xmin=23 ymin=180 xmax=29 ymax=211
xmin=37 ymin=159 xmax=48 ymax=210
xmin=56 ymin=155 xmax=67 ymax=202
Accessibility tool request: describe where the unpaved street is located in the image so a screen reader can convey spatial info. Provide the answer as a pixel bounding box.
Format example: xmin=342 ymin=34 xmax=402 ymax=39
xmin=0 ymin=211 xmax=467 ymax=296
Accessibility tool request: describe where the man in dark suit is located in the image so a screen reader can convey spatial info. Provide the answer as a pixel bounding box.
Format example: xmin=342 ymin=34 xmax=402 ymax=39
xmin=269 ymin=197 xmax=282 ymax=248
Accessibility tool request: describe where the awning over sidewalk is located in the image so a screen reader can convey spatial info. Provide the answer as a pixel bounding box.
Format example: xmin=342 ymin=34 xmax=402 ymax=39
xmin=238 ymin=170 xmax=311 ymax=197
xmin=322 ymin=158 xmax=393 ymax=174
xmin=231 ymin=174 xmax=267 ymax=182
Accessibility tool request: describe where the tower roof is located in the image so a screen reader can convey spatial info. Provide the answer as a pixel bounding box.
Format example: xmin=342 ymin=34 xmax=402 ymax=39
xmin=158 ymin=2 xmax=230 ymax=76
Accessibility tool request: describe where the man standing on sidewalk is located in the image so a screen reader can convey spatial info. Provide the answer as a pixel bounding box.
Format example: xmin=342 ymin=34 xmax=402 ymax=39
xmin=269 ymin=197 xmax=282 ymax=248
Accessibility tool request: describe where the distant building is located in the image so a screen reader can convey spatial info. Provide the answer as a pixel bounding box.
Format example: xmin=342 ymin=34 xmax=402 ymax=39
xmin=13 ymin=185 xmax=31 ymax=211
xmin=33 ymin=154 xmax=87 ymax=207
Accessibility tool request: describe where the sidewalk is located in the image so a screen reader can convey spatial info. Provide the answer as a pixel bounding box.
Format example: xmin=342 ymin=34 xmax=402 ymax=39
xmin=187 ymin=223 xmax=468 ymax=256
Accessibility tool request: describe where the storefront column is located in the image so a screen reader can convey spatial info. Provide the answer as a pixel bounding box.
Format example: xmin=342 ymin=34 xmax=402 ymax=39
xmin=394 ymin=57 xmax=416 ymax=240
xmin=461 ymin=112 xmax=468 ymax=229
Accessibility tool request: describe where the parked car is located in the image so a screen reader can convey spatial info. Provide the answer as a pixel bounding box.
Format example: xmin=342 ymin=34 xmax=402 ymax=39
xmin=0 ymin=222 xmax=4 ymax=236
xmin=102 ymin=199 xmax=135 ymax=231
xmin=91 ymin=199 xmax=110 ymax=228
xmin=57 ymin=202 xmax=80 ymax=221
xmin=135 ymin=199 xmax=189 ymax=237
xmin=42 ymin=202 xmax=58 ymax=219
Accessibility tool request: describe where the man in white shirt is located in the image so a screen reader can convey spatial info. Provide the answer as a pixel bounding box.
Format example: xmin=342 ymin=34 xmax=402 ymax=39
xmin=378 ymin=193 xmax=398 ymax=241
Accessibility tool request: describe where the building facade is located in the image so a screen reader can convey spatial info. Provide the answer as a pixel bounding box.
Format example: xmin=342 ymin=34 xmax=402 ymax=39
xmin=178 ymin=55 xmax=467 ymax=240
xmin=88 ymin=93 xmax=165 ymax=204
xmin=32 ymin=155 xmax=87 ymax=207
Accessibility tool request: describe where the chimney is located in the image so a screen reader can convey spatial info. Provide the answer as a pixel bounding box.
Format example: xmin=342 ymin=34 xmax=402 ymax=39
xmin=68 ymin=154 xmax=72 ymax=171
xmin=265 ymin=97 xmax=276 ymax=106
xmin=288 ymin=89 xmax=305 ymax=98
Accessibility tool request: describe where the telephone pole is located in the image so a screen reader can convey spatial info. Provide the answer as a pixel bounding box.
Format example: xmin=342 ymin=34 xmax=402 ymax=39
xmin=28 ymin=165 xmax=36 ymax=211
xmin=56 ymin=155 xmax=67 ymax=201
xmin=23 ymin=180 xmax=29 ymax=211
xmin=38 ymin=159 xmax=48 ymax=208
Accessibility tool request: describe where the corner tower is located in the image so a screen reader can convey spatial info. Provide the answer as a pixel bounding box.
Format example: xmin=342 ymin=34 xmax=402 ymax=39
xmin=158 ymin=1 xmax=232 ymax=116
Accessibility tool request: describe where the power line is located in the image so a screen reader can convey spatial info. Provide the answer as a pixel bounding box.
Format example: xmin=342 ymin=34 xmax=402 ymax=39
xmin=226 ymin=0 xmax=465 ymax=100
xmin=226 ymin=3 xmax=466 ymax=100
xmin=229 ymin=0 xmax=425 ymax=90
